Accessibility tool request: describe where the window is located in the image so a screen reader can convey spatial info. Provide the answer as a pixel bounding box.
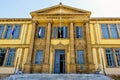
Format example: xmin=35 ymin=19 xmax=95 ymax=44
xmin=77 ymin=50 xmax=84 ymax=64
xmin=115 ymin=49 xmax=120 ymax=66
xmin=4 ymin=25 xmax=12 ymax=39
xmin=12 ymin=25 xmax=21 ymax=39
xmin=0 ymin=48 xmax=6 ymax=66
xmin=35 ymin=50 xmax=43 ymax=64
xmin=0 ymin=24 xmax=21 ymax=39
xmin=52 ymin=26 xmax=68 ymax=38
xmin=0 ymin=25 xmax=4 ymax=38
xmin=106 ymin=48 xmax=115 ymax=67
xmin=6 ymin=48 xmax=16 ymax=66
xmin=52 ymin=27 xmax=57 ymax=38
xmin=38 ymin=27 xmax=46 ymax=38
xmin=76 ymin=27 xmax=82 ymax=38
xmin=101 ymin=24 xmax=120 ymax=39
xmin=118 ymin=24 xmax=120 ymax=35
xmin=63 ymin=27 xmax=68 ymax=38
xmin=101 ymin=24 xmax=110 ymax=38
xmin=110 ymin=24 xmax=119 ymax=38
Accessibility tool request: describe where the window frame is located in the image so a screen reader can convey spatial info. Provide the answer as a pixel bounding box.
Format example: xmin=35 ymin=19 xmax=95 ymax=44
xmin=75 ymin=26 xmax=83 ymax=39
xmin=4 ymin=24 xmax=13 ymax=39
xmin=76 ymin=50 xmax=85 ymax=65
xmin=37 ymin=26 xmax=46 ymax=39
xmin=12 ymin=24 xmax=21 ymax=39
xmin=34 ymin=50 xmax=44 ymax=65
xmin=0 ymin=24 xmax=4 ymax=39
xmin=75 ymin=25 xmax=84 ymax=39
xmin=52 ymin=26 xmax=68 ymax=39
xmin=0 ymin=48 xmax=7 ymax=66
xmin=115 ymin=48 xmax=120 ymax=66
xmin=105 ymin=48 xmax=116 ymax=67
xmin=101 ymin=24 xmax=120 ymax=39
xmin=0 ymin=24 xmax=21 ymax=39
xmin=104 ymin=48 xmax=120 ymax=68
xmin=0 ymin=48 xmax=16 ymax=67
xmin=5 ymin=48 xmax=16 ymax=67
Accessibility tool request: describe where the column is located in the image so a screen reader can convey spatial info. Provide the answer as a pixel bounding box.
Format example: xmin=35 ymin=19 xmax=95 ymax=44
xmin=69 ymin=22 xmax=76 ymax=73
xmin=42 ymin=21 xmax=52 ymax=73
xmin=85 ymin=22 xmax=95 ymax=72
xmin=24 ymin=21 xmax=37 ymax=73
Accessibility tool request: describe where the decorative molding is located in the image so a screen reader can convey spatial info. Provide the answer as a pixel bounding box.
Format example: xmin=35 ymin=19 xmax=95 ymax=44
xmin=0 ymin=18 xmax=31 ymax=22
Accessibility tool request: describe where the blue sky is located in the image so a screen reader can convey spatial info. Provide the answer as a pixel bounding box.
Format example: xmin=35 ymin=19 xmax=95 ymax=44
xmin=0 ymin=0 xmax=120 ymax=18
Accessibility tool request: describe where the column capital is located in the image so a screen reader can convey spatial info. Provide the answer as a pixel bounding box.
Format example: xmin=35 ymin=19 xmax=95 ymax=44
xmin=84 ymin=20 xmax=90 ymax=24
xmin=32 ymin=20 xmax=39 ymax=25
xmin=47 ymin=20 xmax=53 ymax=24
xmin=69 ymin=21 xmax=74 ymax=24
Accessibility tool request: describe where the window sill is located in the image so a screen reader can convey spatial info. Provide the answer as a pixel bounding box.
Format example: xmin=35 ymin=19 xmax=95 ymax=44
xmin=106 ymin=66 xmax=117 ymax=68
xmin=0 ymin=66 xmax=14 ymax=68
xmin=101 ymin=38 xmax=120 ymax=39
xmin=75 ymin=38 xmax=84 ymax=40
xmin=0 ymin=38 xmax=20 ymax=40
xmin=52 ymin=38 xmax=69 ymax=39
xmin=32 ymin=64 xmax=42 ymax=66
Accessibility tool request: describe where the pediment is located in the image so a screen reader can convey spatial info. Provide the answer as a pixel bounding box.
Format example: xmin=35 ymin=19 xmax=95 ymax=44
xmin=30 ymin=3 xmax=91 ymax=16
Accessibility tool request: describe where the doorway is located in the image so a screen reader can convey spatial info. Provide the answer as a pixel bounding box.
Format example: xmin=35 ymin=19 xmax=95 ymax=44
xmin=54 ymin=50 xmax=65 ymax=73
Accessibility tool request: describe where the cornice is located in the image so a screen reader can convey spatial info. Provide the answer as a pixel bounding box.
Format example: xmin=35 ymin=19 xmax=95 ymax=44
xmin=90 ymin=17 xmax=120 ymax=21
xmin=30 ymin=3 xmax=91 ymax=17
xmin=0 ymin=18 xmax=32 ymax=22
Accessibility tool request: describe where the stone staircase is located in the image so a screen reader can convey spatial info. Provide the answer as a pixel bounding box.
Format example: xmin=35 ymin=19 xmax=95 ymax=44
xmin=2 ymin=74 xmax=113 ymax=80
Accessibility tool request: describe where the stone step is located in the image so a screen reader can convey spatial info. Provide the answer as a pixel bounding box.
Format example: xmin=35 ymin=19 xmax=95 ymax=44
xmin=2 ymin=74 xmax=113 ymax=80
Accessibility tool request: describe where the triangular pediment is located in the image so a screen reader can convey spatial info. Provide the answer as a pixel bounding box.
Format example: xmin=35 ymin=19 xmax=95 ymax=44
xmin=30 ymin=3 xmax=91 ymax=16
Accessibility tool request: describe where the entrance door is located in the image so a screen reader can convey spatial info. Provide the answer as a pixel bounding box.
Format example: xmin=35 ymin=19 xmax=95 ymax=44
xmin=54 ymin=50 xmax=65 ymax=73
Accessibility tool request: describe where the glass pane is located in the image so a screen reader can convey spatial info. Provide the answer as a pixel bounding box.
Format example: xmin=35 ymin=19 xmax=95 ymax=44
xmin=35 ymin=50 xmax=43 ymax=64
xmin=42 ymin=27 xmax=45 ymax=38
xmin=76 ymin=27 xmax=82 ymax=38
xmin=52 ymin=27 xmax=57 ymax=38
xmin=12 ymin=25 xmax=21 ymax=39
xmin=58 ymin=27 xmax=61 ymax=38
xmin=101 ymin=24 xmax=110 ymax=38
xmin=115 ymin=49 xmax=120 ymax=66
xmin=0 ymin=48 xmax=6 ymax=66
xmin=6 ymin=48 xmax=16 ymax=66
xmin=77 ymin=50 xmax=84 ymax=64
xmin=4 ymin=25 xmax=12 ymax=39
xmin=63 ymin=26 xmax=68 ymax=38
xmin=110 ymin=24 xmax=119 ymax=38
xmin=38 ymin=27 xmax=45 ymax=38
xmin=0 ymin=25 xmax=4 ymax=38
xmin=106 ymin=48 xmax=115 ymax=67
xmin=38 ymin=27 xmax=42 ymax=38
xmin=118 ymin=24 xmax=120 ymax=32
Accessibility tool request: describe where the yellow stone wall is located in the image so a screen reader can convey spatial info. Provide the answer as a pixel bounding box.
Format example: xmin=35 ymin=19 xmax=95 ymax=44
xmin=1 ymin=19 xmax=120 ymax=75
xmin=0 ymin=20 xmax=32 ymax=74
xmin=0 ymin=4 xmax=120 ymax=77
xmin=90 ymin=20 xmax=120 ymax=74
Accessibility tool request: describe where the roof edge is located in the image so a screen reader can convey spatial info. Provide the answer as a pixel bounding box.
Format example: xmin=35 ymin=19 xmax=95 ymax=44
xmin=0 ymin=18 xmax=32 ymax=22
xmin=90 ymin=17 xmax=120 ymax=21
xmin=30 ymin=3 xmax=91 ymax=16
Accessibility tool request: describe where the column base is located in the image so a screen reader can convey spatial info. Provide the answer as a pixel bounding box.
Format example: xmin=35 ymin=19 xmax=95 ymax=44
xmin=42 ymin=64 xmax=49 ymax=73
xmin=69 ymin=64 xmax=76 ymax=73
xmin=23 ymin=63 xmax=31 ymax=73
xmin=88 ymin=63 xmax=95 ymax=73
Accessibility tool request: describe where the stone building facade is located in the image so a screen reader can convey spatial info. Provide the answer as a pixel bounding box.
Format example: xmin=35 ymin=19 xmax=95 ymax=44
xmin=0 ymin=3 xmax=120 ymax=77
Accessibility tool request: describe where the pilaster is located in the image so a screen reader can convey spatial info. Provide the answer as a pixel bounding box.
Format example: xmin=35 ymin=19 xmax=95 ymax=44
xmin=23 ymin=21 xmax=37 ymax=73
xmin=69 ymin=22 xmax=76 ymax=73
xmin=85 ymin=21 xmax=95 ymax=72
xmin=42 ymin=21 xmax=52 ymax=73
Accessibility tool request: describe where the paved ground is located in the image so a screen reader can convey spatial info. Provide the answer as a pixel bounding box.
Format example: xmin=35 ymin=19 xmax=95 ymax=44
xmin=2 ymin=74 xmax=113 ymax=80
